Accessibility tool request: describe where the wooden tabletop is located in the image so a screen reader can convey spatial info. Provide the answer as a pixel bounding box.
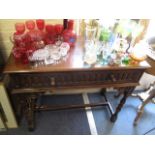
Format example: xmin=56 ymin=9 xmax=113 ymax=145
xmin=3 ymin=37 xmax=150 ymax=74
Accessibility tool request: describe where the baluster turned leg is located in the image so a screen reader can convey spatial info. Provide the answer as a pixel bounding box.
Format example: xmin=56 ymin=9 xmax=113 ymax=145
xmin=110 ymin=87 xmax=134 ymax=122
xmin=25 ymin=95 xmax=37 ymax=131
xmin=100 ymin=88 xmax=108 ymax=101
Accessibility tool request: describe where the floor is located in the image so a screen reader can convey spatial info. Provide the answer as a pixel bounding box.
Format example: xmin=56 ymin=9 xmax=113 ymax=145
xmin=1 ymin=92 xmax=155 ymax=135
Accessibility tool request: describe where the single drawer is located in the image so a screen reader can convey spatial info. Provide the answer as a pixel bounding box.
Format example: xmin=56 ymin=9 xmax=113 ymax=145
xmin=9 ymin=69 xmax=144 ymax=89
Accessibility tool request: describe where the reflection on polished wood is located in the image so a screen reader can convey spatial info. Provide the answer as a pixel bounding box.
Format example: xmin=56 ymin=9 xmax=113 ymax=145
xmin=3 ymin=37 xmax=150 ymax=131
xmin=4 ymin=37 xmax=150 ymax=74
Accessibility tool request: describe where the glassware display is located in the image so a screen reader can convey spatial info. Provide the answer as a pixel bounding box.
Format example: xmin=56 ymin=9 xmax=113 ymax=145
xmin=15 ymin=23 xmax=26 ymax=34
xmin=11 ymin=19 xmax=75 ymax=65
xmin=26 ymin=20 xmax=45 ymax=51
xmin=62 ymin=20 xmax=76 ymax=47
xmin=11 ymin=22 xmax=28 ymax=63
xmin=60 ymin=42 xmax=70 ymax=57
xmin=85 ymin=25 xmax=97 ymax=42
xmin=45 ymin=24 xmax=56 ymax=44
xmin=28 ymin=42 xmax=70 ymax=67
xmin=11 ymin=19 xmax=146 ymax=67
xmin=93 ymin=19 xmax=144 ymax=66
xmin=84 ymin=40 xmax=97 ymax=65
xmin=84 ymin=50 xmax=97 ymax=65
xmin=83 ymin=20 xmax=98 ymax=65
xmin=55 ymin=24 xmax=64 ymax=41
xmin=99 ymin=28 xmax=111 ymax=42
xmin=13 ymin=23 xmax=26 ymax=46
xmin=25 ymin=20 xmax=35 ymax=30
xmin=12 ymin=46 xmax=25 ymax=60
xmin=25 ymin=20 xmax=36 ymax=43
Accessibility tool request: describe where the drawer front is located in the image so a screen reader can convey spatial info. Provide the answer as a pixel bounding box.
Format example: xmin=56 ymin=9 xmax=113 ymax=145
xmin=9 ymin=69 xmax=144 ymax=89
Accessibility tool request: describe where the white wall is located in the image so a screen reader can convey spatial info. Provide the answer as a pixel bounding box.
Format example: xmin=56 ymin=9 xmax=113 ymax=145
xmin=136 ymin=73 xmax=155 ymax=90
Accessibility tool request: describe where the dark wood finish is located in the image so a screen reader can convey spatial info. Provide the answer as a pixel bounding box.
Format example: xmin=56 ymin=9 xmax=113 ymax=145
xmin=9 ymin=70 xmax=143 ymax=90
xmin=111 ymin=87 xmax=134 ymax=122
xmin=4 ymin=37 xmax=149 ymax=74
xmin=3 ymin=37 xmax=150 ymax=131
xmin=35 ymin=102 xmax=109 ymax=111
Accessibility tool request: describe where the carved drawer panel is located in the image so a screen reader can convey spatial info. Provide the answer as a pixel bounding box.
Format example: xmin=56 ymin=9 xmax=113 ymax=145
xmin=9 ymin=69 xmax=144 ymax=89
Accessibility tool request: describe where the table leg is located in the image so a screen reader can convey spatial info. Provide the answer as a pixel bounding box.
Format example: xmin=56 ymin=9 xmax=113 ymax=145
xmin=25 ymin=95 xmax=36 ymax=131
xmin=10 ymin=94 xmax=25 ymax=123
xmin=100 ymin=88 xmax=108 ymax=101
xmin=110 ymin=87 xmax=134 ymax=122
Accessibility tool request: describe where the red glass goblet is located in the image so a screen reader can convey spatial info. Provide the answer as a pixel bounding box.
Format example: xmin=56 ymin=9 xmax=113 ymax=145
xmin=13 ymin=32 xmax=26 ymax=47
xmin=15 ymin=23 xmax=25 ymax=34
xmin=54 ymin=24 xmax=63 ymax=35
xmin=45 ymin=24 xmax=55 ymax=44
xmin=12 ymin=46 xmax=22 ymax=60
xmin=54 ymin=24 xmax=63 ymax=42
xmin=36 ymin=19 xmax=45 ymax=30
xmin=26 ymin=20 xmax=35 ymax=30
xmin=45 ymin=24 xmax=54 ymax=34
